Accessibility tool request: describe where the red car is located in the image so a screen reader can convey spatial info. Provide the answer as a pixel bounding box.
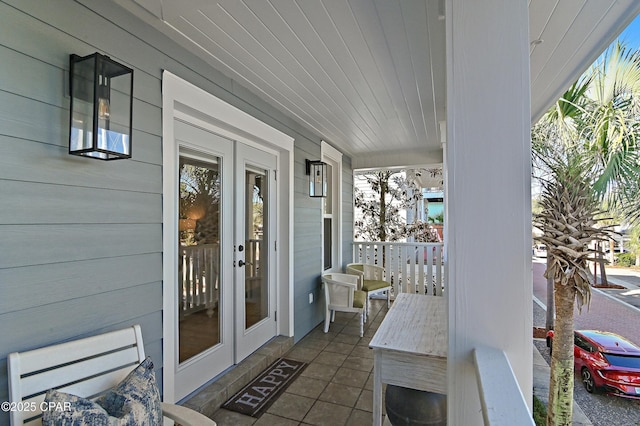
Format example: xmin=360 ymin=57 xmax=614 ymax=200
xmin=572 ymin=330 xmax=640 ymax=399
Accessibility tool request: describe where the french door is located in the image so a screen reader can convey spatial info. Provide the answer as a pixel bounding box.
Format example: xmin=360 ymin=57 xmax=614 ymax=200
xmin=174 ymin=120 xmax=277 ymax=400
xmin=234 ymin=143 xmax=277 ymax=360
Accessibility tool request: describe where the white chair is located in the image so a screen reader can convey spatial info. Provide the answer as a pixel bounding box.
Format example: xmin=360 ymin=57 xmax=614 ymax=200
xmin=7 ymin=325 xmax=216 ymax=426
xmin=322 ymin=273 xmax=366 ymax=337
xmin=346 ymin=263 xmax=391 ymax=318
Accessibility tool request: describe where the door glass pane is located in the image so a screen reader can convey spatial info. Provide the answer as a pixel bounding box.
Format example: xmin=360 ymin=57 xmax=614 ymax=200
xmin=245 ymin=169 xmax=268 ymax=329
xmin=178 ymin=156 xmax=221 ymax=363
xmin=324 ymin=218 xmax=332 ymax=270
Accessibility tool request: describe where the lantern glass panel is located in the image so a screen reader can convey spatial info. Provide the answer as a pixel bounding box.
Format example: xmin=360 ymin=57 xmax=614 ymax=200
xmin=309 ymin=161 xmax=327 ymax=197
xmin=70 ymin=56 xmax=96 ymax=155
xmin=69 ymin=53 xmax=133 ymax=160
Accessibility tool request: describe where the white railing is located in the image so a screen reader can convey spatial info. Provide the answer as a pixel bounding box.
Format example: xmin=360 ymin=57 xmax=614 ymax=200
xmin=473 ymin=346 xmax=534 ymax=425
xmin=246 ymin=239 xmax=261 ymax=278
xmin=179 ymin=243 xmax=219 ymax=319
xmin=352 ymin=241 xmax=445 ymax=296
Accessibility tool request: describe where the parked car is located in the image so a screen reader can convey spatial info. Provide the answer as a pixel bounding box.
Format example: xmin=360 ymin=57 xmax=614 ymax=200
xmin=533 ymin=244 xmax=547 ymax=257
xmin=548 ymin=330 xmax=640 ymax=399
xmin=604 ymin=248 xmax=629 ymax=254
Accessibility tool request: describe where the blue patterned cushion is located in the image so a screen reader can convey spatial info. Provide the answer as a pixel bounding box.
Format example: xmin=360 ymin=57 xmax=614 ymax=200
xmin=42 ymin=391 xmax=112 ymax=426
xmin=42 ymin=357 xmax=162 ymax=426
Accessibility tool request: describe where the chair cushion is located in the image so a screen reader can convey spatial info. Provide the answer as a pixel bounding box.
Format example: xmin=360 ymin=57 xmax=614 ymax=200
xmin=362 ymin=279 xmax=390 ymax=292
xmin=42 ymin=357 xmax=162 ymax=426
xmin=353 ymin=290 xmax=367 ymax=309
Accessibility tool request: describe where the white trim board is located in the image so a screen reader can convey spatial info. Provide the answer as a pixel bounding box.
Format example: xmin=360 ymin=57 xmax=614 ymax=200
xmin=161 ymin=71 xmax=294 ymax=403
xmin=321 ymin=141 xmax=343 ymax=271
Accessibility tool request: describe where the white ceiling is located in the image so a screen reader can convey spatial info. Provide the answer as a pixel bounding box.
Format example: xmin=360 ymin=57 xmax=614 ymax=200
xmin=113 ymin=0 xmax=640 ymax=169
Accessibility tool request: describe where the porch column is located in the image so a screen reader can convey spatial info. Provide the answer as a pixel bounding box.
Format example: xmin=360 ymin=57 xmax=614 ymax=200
xmin=445 ymin=1 xmax=532 ymax=424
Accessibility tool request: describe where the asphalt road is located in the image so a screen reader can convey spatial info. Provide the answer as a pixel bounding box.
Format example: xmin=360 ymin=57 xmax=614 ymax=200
xmin=533 ymin=259 xmax=640 ymax=426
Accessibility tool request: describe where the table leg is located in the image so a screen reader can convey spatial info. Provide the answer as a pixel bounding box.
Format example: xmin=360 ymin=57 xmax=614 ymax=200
xmin=373 ymin=351 xmax=382 ymax=426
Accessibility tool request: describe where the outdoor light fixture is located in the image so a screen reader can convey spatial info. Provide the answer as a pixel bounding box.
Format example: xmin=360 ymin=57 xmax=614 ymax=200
xmin=306 ymin=159 xmax=327 ymax=197
xmin=69 ymin=52 xmax=133 ymax=160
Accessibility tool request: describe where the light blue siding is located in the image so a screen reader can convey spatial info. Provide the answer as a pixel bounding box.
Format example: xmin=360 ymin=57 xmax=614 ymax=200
xmin=0 ymin=0 xmax=353 ymax=415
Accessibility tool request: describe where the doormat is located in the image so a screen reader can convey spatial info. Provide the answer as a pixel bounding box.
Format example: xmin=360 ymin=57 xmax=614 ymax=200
xmin=222 ymin=358 xmax=307 ymax=418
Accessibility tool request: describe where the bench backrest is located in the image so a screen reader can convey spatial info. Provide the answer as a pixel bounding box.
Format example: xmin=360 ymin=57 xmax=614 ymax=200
xmin=7 ymin=325 xmax=146 ymax=425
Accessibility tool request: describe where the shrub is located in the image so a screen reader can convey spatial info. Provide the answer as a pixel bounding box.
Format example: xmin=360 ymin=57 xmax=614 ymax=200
xmin=615 ymin=252 xmax=635 ymax=267
xmin=533 ymin=394 xmax=547 ymax=426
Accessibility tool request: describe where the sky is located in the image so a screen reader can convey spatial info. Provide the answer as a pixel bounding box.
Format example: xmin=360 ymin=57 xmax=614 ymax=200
xmin=617 ymin=14 xmax=640 ymax=49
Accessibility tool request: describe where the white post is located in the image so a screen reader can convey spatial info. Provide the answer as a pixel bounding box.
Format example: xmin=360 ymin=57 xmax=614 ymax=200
xmin=446 ymin=1 xmax=532 ymax=424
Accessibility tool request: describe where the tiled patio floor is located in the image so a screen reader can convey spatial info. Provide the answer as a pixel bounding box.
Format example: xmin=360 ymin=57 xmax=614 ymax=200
xmin=210 ymin=298 xmax=390 ymax=426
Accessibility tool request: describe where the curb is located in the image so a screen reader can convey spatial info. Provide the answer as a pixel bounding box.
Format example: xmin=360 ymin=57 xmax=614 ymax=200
xmin=532 ymin=345 xmax=593 ymax=425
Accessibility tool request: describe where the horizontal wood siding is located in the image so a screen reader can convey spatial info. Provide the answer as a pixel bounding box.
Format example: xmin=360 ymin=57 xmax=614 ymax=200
xmin=293 ymin=141 xmax=326 ymax=341
xmin=0 ymin=0 xmax=353 ymax=412
xmin=0 ymin=1 xmax=169 ymax=414
xmin=342 ymin=156 xmax=354 ymax=268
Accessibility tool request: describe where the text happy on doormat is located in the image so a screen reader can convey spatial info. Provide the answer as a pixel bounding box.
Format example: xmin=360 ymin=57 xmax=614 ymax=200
xmin=222 ymin=358 xmax=307 ymax=417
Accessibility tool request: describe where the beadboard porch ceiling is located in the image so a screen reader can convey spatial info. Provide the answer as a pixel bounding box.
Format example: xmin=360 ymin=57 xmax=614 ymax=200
xmin=113 ymin=0 xmax=640 ymax=169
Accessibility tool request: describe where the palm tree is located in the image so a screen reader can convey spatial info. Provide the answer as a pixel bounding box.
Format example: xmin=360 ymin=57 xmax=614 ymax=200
xmin=535 ymin=42 xmax=640 ymax=212
xmin=533 ymin=153 xmax=613 ymax=425
xmin=532 ymin=41 xmax=640 ymax=425
xmin=533 ymin=77 xmax=592 ymax=334
xmin=582 ymin=42 xmax=640 ymax=204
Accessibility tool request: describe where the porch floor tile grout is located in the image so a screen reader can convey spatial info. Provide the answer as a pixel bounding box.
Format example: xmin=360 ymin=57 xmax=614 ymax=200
xmin=208 ymin=298 xmax=389 ymax=425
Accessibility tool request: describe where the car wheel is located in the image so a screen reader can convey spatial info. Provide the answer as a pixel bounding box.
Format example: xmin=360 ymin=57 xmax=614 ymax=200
xmin=581 ymin=368 xmax=596 ymax=393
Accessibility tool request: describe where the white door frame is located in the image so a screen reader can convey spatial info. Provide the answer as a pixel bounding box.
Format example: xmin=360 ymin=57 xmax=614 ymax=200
xmin=162 ymin=71 xmax=294 ymax=403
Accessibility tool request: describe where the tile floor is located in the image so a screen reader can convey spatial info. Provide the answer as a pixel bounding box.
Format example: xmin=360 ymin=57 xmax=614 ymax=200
xmin=210 ymin=298 xmax=390 ymax=426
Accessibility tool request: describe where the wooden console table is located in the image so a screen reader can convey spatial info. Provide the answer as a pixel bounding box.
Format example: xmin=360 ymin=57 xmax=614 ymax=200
xmin=369 ymin=293 xmax=447 ymax=426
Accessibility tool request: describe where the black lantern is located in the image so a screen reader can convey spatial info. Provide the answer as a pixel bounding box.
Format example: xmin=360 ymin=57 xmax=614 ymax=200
xmin=69 ymin=53 xmax=133 ymax=160
xmin=306 ymin=159 xmax=327 ymax=197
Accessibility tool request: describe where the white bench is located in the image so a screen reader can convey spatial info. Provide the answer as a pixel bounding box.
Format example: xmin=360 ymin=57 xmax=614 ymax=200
xmin=7 ymin=324 xmax=216 ymax=426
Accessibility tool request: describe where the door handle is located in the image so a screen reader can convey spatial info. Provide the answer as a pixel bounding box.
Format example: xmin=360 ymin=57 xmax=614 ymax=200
xmin=238 ymin=260 xmax=245 ymax=267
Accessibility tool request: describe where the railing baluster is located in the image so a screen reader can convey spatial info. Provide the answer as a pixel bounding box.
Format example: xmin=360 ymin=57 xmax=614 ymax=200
xmin=352 ymin=241 xmax=444 ymax=298
xmin=389 ymin=244 xmax=397 ymax=297
xmin=373 ymin=242 xmax=378 ymax=265
xmin=434 ymin=246 xmax=444 ymax=296
xmin=426 ymin=244 xmax=433 ymax=295
xmin=196 ymin=249 xmax=204 ymax=305
xmin=417 ymin=244 xmax=425 ymax=295
xmin=383 ymin=244 xmax=390 ymax=283
xmin=403 ymin=245 xmax=407 ymax=293
xmin=407 ymin=245 xmax=415 ymax=293
xmin=179 ymin=244 xmax=220 ymax=317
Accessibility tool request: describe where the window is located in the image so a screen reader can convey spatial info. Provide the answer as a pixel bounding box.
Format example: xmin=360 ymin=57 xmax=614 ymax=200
xmin=574 ymin=334 xmax=594 ymax=352
xmin=321 ymin=142 xmax=342 ymax=271
xmin=323 ymin=164 xmax=333 ymax=270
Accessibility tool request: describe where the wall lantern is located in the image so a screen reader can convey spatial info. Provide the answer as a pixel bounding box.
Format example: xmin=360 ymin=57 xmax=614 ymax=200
xmin=69 ymin=52 xmax=133 ymax=160
xmin=306 ymin=159 xmax=327 ymax=197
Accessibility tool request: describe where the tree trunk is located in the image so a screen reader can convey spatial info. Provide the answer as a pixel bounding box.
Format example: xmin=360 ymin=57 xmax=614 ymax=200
xmin=378 ymin=179 xmax=387 ymax=241
xmin=545 ymin=258 xmax=555 ymax=331
xmin=546 ymin=275 xmax=555 ymax=331
xmin=609 ymin=239 xmax=615 ymax=264
xmin=599 ymin=256 xmax=608 ymax=285
xmin=547 ymin=281 xmax=575 ymax=426
xmin=590 ymin=242 xmax=608 ymax=285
